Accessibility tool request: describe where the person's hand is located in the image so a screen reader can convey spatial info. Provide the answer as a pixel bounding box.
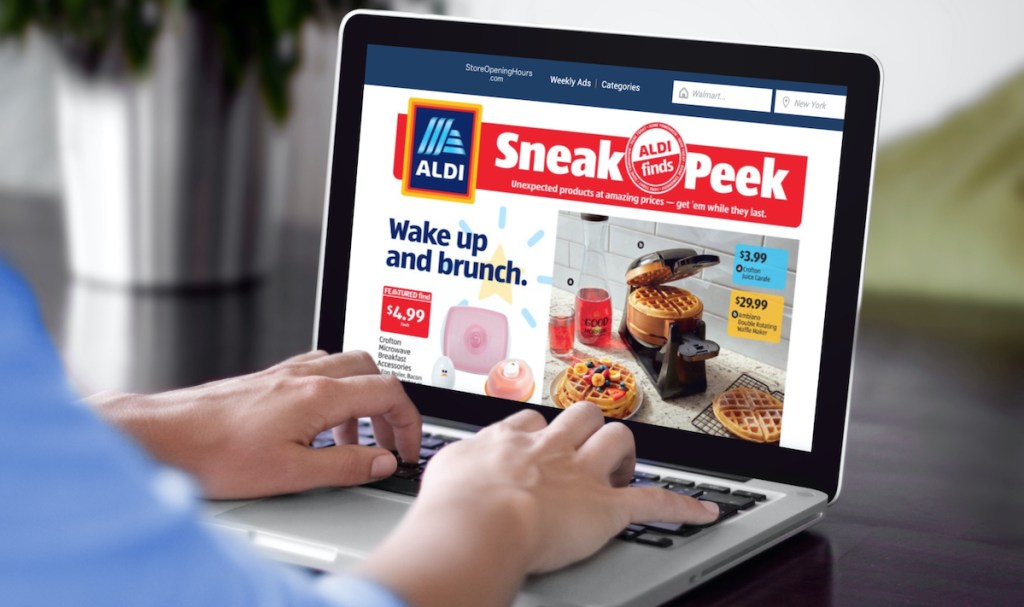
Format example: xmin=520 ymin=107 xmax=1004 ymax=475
xmin=358 ymin=401 xmax=719 ymax=607
xmin=89 ymin=350 xmax=421 ymax=499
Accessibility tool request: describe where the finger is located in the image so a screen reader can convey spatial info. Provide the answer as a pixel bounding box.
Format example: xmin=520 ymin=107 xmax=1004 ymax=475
xmin=301 ymin=375 xmax=422 ymax=465
xmin=287 ymin=444 xmax=398 ymax=490
xmin=618 ymin=486 xmax=720 ymax=525
xmin=370 ymin=415 xmax=397 ymax=455
xmin=497 ymin=408 xmax=548 ymax=432
xmin=332 ymin=419 xmax=359 ymax=445
xmin=542 ymin=400 xmax=605 ymax=449
xmin=291 ymin=350 xmax=380 ymax=379
xmin=577 ymin=422 xmax=636 ymax=487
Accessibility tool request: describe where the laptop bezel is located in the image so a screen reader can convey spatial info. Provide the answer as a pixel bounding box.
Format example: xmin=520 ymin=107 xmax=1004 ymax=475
xmin=314 ymin=11 xmax=881 ymax=501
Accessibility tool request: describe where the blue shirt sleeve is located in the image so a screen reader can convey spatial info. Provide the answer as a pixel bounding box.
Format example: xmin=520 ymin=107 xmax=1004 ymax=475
xmin=0 ymin=259 xmax=408 ymax=607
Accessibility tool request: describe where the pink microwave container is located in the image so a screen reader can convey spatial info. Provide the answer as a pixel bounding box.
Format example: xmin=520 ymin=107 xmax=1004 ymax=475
xmin=442 ymin=306 xmax=509 ymax=374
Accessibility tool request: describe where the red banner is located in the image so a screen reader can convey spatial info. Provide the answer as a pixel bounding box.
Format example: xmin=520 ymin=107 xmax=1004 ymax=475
xmin=393 ymin=115 xmax=807 ymax=227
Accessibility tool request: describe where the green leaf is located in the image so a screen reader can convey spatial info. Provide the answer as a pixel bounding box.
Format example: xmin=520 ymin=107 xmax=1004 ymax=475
xmin=0 ymin=0 xmax=34 ymax=36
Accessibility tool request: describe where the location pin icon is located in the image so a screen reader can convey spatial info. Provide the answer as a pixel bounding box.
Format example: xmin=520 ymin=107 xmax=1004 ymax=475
xmin=782 ymin=96 xmax=790 ymax=108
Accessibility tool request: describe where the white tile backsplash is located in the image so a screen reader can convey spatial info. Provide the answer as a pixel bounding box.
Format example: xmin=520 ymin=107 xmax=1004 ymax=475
xmin=554 ymin=239 xmax=571 ymax=267
xmin=609 ymin=216 xmax=658 ymax=234
xmin=656 ymin=223 xmax=762 ymax=255
xmin=609 ymin=226 xmax=688 ymax=259
xmin=764 ymin=236 xmax=799 ymax=271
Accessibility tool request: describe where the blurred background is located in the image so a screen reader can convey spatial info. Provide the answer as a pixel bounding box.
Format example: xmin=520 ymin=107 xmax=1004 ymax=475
xmin=2 ymin=0 xmax=1022 ymax=395
xmin=1 ymin=1 xmax=1021 ymax=599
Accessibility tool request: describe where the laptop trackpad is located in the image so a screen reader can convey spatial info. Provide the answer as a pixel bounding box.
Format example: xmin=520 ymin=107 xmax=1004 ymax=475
xmin=214 ymin=487 xmax=412 ymax=559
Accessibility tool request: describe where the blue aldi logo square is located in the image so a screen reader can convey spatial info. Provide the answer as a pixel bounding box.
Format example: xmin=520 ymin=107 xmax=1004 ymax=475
xmin=402 ymin=99 xmax=482 ymax=203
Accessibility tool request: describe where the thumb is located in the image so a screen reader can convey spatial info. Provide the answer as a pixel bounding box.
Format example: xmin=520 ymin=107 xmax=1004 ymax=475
xmin=291 ymin=444 xmax=398 ymax=489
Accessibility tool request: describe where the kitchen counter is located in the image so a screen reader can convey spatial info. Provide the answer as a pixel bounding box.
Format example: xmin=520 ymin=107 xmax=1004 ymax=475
xmin=542 ymin=287 xmax=785 ymax=433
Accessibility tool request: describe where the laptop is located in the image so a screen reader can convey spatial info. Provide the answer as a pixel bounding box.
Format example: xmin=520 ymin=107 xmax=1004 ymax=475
xmin=208 ymin=10 xmax=881 ymax=606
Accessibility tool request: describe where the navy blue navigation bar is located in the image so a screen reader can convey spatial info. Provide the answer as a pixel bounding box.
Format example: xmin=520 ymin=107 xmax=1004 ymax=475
xmin=365 ymin=45 xmax=847 ymax=131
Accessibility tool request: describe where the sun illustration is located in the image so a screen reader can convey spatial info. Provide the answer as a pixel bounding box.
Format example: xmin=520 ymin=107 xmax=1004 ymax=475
xmin=455 ymin=206 xmax=553 ymax=329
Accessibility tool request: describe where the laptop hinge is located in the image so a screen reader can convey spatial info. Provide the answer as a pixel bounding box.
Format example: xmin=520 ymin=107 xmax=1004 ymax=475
xmin=636 ymin=458 xmax=751 ymax=482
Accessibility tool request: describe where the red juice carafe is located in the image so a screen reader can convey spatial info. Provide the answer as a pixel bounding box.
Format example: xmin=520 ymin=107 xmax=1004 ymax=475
xmin=575 ymin=214 xmax=612 ymax=347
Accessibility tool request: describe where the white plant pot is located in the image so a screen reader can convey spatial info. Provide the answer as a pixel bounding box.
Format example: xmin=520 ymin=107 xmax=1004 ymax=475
xmin=54 ymin=14 xmax=289 ymax=288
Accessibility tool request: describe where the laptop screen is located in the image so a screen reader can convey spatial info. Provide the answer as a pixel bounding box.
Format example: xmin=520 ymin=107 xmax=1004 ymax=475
xmin=317 ymin=13 xmax=880 ymax=494
xmin=338 ymin=42 xmax=846 ymax=454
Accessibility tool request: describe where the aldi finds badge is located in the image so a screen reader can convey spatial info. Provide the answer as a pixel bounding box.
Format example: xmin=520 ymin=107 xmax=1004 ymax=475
xmin=402 ymin=99 xmax=482 ymax=203
xmin=624 ymin=122 xmax=686 ymax=194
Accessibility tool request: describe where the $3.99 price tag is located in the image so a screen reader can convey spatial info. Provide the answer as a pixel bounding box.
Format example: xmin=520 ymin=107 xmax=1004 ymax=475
xmin=380 ymin=286 xmax=432 ymax=338
xmin=727 ymin=289 xmax=784 ymax=343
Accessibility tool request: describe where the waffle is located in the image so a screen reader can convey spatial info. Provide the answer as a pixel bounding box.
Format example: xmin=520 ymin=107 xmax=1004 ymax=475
xmin=625 ymin=262 xmax=672 ymax=287
xmin=627 ymin=285 xmax=703 ymax=319
xmin=554 ymin=357 xmax=639 ymax=419
xmin=712 ymin=387 xmax=783 ymax=443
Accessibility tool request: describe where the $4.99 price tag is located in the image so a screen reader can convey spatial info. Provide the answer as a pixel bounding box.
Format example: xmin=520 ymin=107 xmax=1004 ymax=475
xmin=727 ymin=289 xmax=784 ymax=343
xmin=380 ymin=286 xmax=432 ymax=338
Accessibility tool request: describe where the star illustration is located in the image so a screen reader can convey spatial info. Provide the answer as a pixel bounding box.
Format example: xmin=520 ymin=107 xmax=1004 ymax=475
xmin=478 ymin=244 xmax=513 ymax=304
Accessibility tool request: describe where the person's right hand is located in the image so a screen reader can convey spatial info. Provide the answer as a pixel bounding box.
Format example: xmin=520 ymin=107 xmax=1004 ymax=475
xmin=358 ymin=401 xmax=719 ymax=607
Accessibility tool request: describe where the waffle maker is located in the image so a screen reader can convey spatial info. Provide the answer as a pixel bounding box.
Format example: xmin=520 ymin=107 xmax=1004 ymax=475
xmin=618 ymin=248 xmax=721 ymax=398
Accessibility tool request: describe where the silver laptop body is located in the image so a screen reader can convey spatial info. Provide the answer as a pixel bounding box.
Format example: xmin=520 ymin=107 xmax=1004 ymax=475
xmin=208 ymin=11 xmax=881 ymax=607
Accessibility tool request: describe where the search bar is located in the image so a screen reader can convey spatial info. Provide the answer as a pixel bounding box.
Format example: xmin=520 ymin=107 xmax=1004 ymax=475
xmin=671 ymin=80 xmax=773 ymax=113
xmin=774 ymin=90 xmax=846 ymax=120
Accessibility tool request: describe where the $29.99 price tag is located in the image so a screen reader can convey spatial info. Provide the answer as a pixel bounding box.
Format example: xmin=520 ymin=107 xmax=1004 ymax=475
xmin=727 ymin=289 xmax=784 ymax=343
xmin=380 ymin=286 xmax=432 ymax=338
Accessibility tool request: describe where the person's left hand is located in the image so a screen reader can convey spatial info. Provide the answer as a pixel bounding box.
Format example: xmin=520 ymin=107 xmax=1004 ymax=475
xmin=89 ymin=350 xmax=422 ymax=499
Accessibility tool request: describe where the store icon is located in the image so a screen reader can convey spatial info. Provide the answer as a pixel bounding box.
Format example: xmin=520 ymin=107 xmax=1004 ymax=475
xmin=678 ymin=87 xmax=689 ymax=99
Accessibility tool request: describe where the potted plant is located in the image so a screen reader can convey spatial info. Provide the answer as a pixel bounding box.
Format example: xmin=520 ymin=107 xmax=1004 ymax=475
xmin=0 ymin=0 xmax=371 ymax=287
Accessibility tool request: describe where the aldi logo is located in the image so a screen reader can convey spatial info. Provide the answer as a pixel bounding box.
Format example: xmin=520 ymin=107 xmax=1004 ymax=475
xmin=402 ymin=99 xmax=482 ymax=203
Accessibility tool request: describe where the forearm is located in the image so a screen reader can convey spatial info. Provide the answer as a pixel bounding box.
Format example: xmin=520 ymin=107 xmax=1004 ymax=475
xmin=358 ymin=496 xmax=534 ymax=607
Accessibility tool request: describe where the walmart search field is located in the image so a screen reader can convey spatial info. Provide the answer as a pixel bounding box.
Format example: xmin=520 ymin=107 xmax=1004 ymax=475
xmin=671 ymin=80 xmax=772 ymax=113
xmin=774 ymin=90 xmax=846 ymax=120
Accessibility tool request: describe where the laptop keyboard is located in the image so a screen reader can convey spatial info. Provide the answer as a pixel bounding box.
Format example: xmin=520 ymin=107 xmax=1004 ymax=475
xmin=317 ymin=421 xmax=769 ymax=549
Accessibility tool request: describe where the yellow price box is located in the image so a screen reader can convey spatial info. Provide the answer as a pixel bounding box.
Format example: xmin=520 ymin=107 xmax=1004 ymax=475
xmin=727 ymin=290 xmax=785 ymax=343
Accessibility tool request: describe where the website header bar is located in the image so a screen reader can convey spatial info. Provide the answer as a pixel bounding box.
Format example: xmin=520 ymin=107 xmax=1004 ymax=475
xmin=365 ymin=45 xmax=847 ymax=131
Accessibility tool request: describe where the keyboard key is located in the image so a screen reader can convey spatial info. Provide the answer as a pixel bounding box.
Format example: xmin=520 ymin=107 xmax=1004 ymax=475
xmin=634 ymin=534 xmax=673 ymax=548
xmin=662 ymin=477 xmax=695 ymax=487
xmin=665 ymin=485 xmax=703 ymax=498
xmin=420 ymin=437 xmax=446 ymax=449
xmin=732 ymin=490 xmax=767 ymax=502
xmin=642 ymin=521 xmax=687 ymax=535
xmin=419 ymin=447 xmax=439 ymax=459
xmin=358 ymin=436 xmax=376 ymax=446
xmin=311 ymin=435 xmax=335 ymax=448
xmin=677 ymin=506 xmax=742 ymax=536
xmin=696 ymin=483 xmax=731 ymax=494
xmin=629 ymin=480 xmax=667 ymax=489
xmin=617 ymin=524 xmax=645 ymax=540
xmin=699 ymin=491 xmax=756 ymax=511
xmin=393 ymin=464 xmax=421 ymax=480
xmin=632 ymin=471 xmax=661 ymax=481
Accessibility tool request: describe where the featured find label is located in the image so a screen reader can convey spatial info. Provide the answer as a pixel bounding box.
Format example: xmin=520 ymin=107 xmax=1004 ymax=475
xmin=624 ymin=122 xmax=687 ymax=194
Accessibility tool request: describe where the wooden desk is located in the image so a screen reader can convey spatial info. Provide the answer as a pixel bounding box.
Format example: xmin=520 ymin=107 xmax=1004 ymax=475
xmin=3 ymin=194 xmax=1022 ymax=605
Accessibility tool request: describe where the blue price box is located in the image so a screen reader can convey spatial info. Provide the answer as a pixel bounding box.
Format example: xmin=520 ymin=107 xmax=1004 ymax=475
xmin=732 ymin=244 xmax=788 ymax=290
